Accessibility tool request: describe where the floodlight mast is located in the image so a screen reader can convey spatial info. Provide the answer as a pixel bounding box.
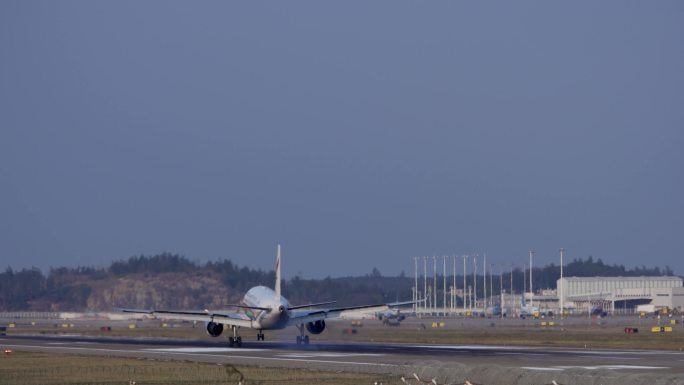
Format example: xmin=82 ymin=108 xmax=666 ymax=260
xmin=509 ymin=263 xmax=514 ymax=302
xmin=423 ymin=256 xmax=427 ymax=313
xmin=483 ymin=253 xmax=487 ymax=309
xmin=462 ymin=255 xmax=468 ymax=310
xmin=523 ymin=263 xmax=527 ymax=295
xmin=443 ymin=256 xmax=447 ymax=310
xmin=559 ymin=248 xmax=565 ymax=321
xmin=499 ymin=264 xmax=504 ymax=319
xmin=432 ymin=256 xmax=437 ymax=312
xmin=490 ymin=262 xmax=494 ymax=311
xmin=529 ymin=250 xmax=535 ymax=296
xmin=473 ymin=254 xmax=477 ymax=310
xmin=413 ymin=256 xmax=419 ymax=313
xmin=452 ymin=255 xmax=456 ymax=310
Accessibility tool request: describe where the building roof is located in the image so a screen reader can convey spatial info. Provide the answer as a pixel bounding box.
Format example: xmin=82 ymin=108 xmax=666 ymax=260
xmin=559 ymin=276 xmax=681 ymax=281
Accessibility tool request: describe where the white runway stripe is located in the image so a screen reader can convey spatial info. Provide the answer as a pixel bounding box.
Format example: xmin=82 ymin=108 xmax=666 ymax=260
xmin=523 ymin=365 xmax=668 ymax=371
xmin=144 ymin=347 xmax=264 ymax=353
xmin=5 ymin=344 xmax=399 ymax=368
xmin=278 ymin=352 xmax=384 ymax=358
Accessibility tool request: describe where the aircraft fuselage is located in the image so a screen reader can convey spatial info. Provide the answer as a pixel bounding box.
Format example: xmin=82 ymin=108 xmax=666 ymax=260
xmin=242 ymin=286 xmax=291 ymax=330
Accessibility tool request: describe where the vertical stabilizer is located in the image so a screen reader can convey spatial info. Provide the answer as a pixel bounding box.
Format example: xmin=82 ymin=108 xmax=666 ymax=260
xmin=275 ymin=244 xmax=281 ymax=300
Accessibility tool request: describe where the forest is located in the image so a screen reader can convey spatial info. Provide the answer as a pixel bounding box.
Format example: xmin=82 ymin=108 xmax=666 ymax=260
xmin=0 ymin=253 xmax=675 ymax=311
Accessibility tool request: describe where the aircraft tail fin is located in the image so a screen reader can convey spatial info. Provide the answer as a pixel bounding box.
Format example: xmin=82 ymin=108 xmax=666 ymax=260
xmin=275 ymin=243 xmax=282 ymax=300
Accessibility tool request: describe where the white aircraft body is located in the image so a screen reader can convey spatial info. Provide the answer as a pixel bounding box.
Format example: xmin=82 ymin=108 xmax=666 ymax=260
xmin=123 ymin=245 xmax=413 ymax=347
xmin=519 ymin=295 xmax=539 ymax=316
xmin=376 ymin=307 xmax=405 ymax=325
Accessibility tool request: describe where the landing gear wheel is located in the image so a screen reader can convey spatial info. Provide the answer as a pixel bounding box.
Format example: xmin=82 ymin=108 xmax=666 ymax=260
xmin=229 ymin=325 xmax=242 ymax=348
xmin=296 ymin=323 xmax=310 ymax=346
xmin=257 ymin=332 xmax=265 ymax=341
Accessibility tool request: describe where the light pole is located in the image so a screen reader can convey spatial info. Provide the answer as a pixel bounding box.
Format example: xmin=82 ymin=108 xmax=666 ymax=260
xmin=473 ymin=254 xmax=477 ymax=310
xmin=490 ymin=262 xmax=494 ymax=311
xmin=413 ymin=257 xmax=419 ymax=313
xmin=559 ymin=248 xmax=564 ymax=320
xmin=443 ymin=255 xmax=447 ymax=311
xmin=449 ymin=285 xmax=454 ymax=310
xmin=483 ymin=253 xmax=487 ymax=309
xmin=499 ymin=264 xmax=504 ymax=319
xmin=423 ymin=256 xmax=427 ymax=313
xmin=509 ymin=263 xmax=514 ymax=304
xmin=523 ymin=263 xmax=527 ymax=297
xmin=452 ymin=255 xmax=456 ymax=310
xmin=433 ymin=256 xmax=437 ymax=312
xmin=462 ymin=255 xmax=468 ymax=310
xmin=529 ymin=250 xmax=534 ymax=296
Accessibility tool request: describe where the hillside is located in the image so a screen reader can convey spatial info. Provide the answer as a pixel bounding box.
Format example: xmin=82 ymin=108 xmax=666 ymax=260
xmin=0 ymin=254 xmax=674 ymax=312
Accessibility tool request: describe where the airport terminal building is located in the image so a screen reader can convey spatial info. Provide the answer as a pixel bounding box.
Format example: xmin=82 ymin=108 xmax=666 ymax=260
xmin=556 ymin=276 xmax=684 ymax=313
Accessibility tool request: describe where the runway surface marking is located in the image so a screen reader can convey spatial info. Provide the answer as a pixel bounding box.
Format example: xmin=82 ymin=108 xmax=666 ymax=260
xmin=144 ymin=347 xmax=265 ymax=353
xmin=497 ymin=352 xmax=539 ymax=356
xmin=570 ymin=349 xmax=684 ymax=356
xmin=4 ymin=344 xmax=399 ymax=368
xmin=523 ymin=365 xmax=668 ymax=371
xmin=557 ymin=365 xmax=668 ymax=370
xmin=415 ymin=345 xmax=534 ymax=350
xmin=277 ymin=353 xmax=384 ymax=358
xmin=416 ymin=344 xmax=684 ymax=357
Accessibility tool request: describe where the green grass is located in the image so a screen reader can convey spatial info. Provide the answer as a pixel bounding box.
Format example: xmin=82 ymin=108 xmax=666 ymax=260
xmin=8 ymin=316 xmax=684 ymax=351
xmin=324 ymin=321 xmax=684 ymax=350
xmin=0 ymin=351 xmax=396 ymax=385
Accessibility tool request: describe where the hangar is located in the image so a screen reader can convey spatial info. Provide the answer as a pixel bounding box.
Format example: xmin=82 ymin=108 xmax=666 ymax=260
xmin=557 ymin=276 xmax=684 ymax=313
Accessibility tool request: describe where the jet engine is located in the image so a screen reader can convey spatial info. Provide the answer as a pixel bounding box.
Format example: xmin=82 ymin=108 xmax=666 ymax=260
xmin=206 ymin=321 xmax=224 ymax=337
xmin=305 ymin=320 xmax=325 ymax=334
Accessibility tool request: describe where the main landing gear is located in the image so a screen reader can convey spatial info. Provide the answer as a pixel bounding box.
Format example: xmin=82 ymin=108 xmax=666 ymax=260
xmin=296 ymin=324 xmax=310 ymax=345
xmin=257 ymin=331 xmax=265 ymax=341
xmin=228 ymin=325 xmax=242 ymax=347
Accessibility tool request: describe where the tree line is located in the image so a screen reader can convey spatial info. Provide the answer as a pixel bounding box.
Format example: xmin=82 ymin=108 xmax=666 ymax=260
xmin=0 ymin=254 xmax=675 ymax=311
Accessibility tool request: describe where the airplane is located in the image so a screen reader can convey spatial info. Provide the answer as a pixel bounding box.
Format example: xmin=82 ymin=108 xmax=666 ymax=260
xmin=519 ymin=295 xmax=539 ymax=317
xmin=376 ymin=307 xmax=405 ymax=326
xmin=122 ymin=244 xmax=415 ymax=347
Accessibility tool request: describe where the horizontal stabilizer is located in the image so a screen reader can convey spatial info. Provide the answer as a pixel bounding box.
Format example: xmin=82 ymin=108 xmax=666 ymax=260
xmin=288 ymin=301 xmax=337 ymax=310
xmin=226 ymin=303 xmax=272 ymax=311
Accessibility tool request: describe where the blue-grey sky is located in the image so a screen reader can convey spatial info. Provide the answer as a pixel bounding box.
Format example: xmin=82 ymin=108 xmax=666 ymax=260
xmin=1 ymin=1 xmax=682 ymax=278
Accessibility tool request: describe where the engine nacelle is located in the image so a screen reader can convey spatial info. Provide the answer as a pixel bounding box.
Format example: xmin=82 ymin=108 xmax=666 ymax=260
xmin=305 ymin=320 xmax=325 ymax=334
xmin=206 ymin=321 xmax=224 ymax=337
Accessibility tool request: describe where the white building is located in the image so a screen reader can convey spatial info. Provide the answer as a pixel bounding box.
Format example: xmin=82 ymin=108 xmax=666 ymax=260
xmin=557 ymin=276 xmax=684 ymax=313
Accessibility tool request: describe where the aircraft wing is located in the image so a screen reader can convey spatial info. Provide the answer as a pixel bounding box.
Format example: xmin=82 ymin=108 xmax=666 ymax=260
xmin=286 ymin=300 xmax=416 ymax=326
xmin=121 ymin=308 xmax=254 ymax=328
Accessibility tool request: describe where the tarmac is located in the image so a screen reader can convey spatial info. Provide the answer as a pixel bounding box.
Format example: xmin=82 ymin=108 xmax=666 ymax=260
xmin=2 ymin=333 xmax=684 ymax=385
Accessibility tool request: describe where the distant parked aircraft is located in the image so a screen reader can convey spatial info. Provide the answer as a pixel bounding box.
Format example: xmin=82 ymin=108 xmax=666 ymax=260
xmin=122 ymin=244 xmax=414 ymax=347
xmin=519 ymin=295 xmax=539 ymax=317
xmin=376 ymin=307 xmax=406 ymax=326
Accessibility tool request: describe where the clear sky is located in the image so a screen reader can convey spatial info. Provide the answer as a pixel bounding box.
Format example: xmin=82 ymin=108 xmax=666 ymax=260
xmin=1 ymin=1 xmax=682 ymax=278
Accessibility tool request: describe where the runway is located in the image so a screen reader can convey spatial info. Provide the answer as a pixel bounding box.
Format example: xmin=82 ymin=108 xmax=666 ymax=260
xmin=3 ymin=334 xmax=684 ymax=384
